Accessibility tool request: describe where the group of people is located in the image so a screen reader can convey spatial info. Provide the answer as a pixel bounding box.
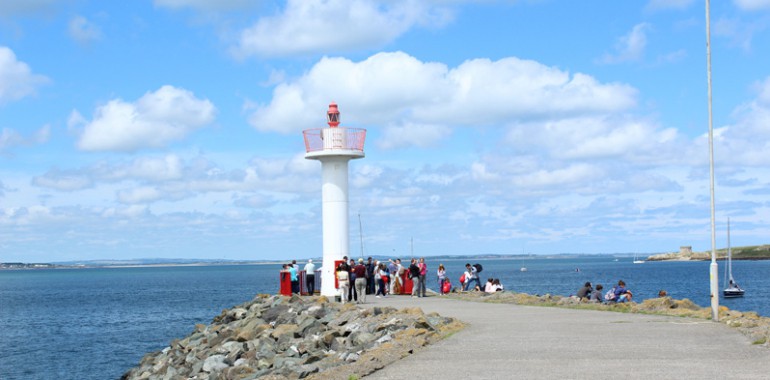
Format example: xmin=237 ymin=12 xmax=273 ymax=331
xmin=281 ymin=259 xmax=316 ymax=295
xmin=335 ymin=257 xmax=491 ymax=302
xmin=335 ymin=256 xmax=431 ymax=302
xmin=575 ymin=280 xmax=632 ymax=303
xmin=288 ymin=257 xmax=503 ymax=303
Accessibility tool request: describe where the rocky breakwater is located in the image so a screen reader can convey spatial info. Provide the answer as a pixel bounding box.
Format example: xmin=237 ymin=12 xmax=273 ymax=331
xmin=121 ymin=294 xmax=463 ymax=380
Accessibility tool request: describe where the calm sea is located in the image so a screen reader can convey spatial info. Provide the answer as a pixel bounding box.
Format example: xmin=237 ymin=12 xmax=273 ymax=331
xmin=0 ymin=257 xmax=767 ymax=380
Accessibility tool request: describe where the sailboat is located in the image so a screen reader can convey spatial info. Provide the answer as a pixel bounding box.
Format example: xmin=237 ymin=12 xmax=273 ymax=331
xmin=633 ymin=253 xmax=645 ymax=264
xmin=723 ymin=218 xmax=745 ymax=298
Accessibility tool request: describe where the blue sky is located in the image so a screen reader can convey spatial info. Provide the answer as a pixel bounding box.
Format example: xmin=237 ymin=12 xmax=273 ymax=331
xmin=2 ymin=0 xmax=770 ymax=262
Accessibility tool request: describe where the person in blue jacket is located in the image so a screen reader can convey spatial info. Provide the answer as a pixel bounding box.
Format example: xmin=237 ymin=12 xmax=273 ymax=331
xmin=613 ymin=280 xmax=632 ymax=303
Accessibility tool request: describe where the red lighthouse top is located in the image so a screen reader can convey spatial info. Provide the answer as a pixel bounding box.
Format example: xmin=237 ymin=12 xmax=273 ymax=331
xmin=327 ymin=102 xmax=340 ymax=128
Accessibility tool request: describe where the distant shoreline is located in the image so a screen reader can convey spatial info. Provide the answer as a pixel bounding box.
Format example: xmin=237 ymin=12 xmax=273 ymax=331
xmin=0 ymin=261 xmax=287 ymax=270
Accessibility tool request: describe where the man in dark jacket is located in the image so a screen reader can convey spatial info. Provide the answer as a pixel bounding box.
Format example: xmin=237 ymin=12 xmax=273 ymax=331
xmin=408 ymin=259 xmax=421 ymax=298
xmin=576 ymin=282 xmax=593 ymax=301
xmin=365 ymin=257 xmax=376 ymax=294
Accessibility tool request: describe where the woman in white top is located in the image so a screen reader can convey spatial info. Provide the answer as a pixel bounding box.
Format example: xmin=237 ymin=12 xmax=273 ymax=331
xmin=336 ymin=264 xmax=350 ymax=304
xmin=437 ymin=264 xmax=447 ymax=295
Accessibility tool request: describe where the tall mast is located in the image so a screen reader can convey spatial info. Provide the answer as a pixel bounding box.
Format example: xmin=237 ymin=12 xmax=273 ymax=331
xmin=358 ymin=213 xmax=364 ymax=260
xmin=705 ymin=0 xmax=720 ymax=322
xmin=727 ymin=218 xmax=733 ymax=282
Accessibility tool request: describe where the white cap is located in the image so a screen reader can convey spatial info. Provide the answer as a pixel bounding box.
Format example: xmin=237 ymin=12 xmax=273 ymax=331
xmin=308 ymin=259 xmax=313 ymax=263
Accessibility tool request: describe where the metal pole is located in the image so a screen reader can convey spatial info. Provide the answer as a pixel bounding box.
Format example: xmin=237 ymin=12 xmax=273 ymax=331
xmin=705 ymin=0 xmax=719 ymax=321
xmin=358 ymin=213 xmax=364 ymax=260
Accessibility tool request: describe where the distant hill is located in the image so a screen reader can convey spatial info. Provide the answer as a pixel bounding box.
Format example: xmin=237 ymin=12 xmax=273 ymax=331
xmin=646 ymin=245 xmax=770 ymax=261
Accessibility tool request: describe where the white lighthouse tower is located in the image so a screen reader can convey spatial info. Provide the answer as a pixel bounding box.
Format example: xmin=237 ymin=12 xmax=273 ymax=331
xmin=303 ymin=103 xmax=366 ymax=297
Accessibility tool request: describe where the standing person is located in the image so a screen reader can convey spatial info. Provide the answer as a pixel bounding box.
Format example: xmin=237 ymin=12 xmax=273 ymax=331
xmin=336 ymin=264 xmax=349 ymax=304
xmin=463 ymin=263 xmax=481 ymax=291
xmin=288 ymin=262 xmax=299 ymax=294
xmin=373 ymin=261 xmax=381 ymax=297
xmin=365 ymin=257 xmax=376 ymax=295
xmin=303 ymin=259 xmax=316 ymax=295
xmin=348 ymin=258 xmax=358 ymax=302
xmin=353 ymin=258 xmax=368 ymax=304
xmin=387 ymin=259 xmax=398 ymax=295
xmin=376 ymin=263 xmax=389 ymax=297
xmin=437 ymin=264 xmax=447 ymax=295
xmin=418 ymin=257 xmax=427 ymax=297
xmin=396 ymin=259 xmax=404 ymax=294
xmin=408 ymin=259 xmax=421 ymax=298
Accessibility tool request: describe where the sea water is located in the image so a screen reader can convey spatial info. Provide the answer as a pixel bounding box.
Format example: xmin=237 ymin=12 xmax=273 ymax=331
xmin=0 ymin=258 xmax=767 ymax=380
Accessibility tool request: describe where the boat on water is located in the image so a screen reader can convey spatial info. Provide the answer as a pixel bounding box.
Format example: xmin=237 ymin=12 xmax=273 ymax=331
xmin=633 ymin=253 xmax=645 ymax=264
xmin=520 ymin=267 xmax=527 ymax=272
xmin=723 ymin=218 xmax=745 ymax=298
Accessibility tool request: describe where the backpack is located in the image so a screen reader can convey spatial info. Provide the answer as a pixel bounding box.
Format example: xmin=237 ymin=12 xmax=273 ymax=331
xmin=473 ymin=263 xmax=483 ymax=274
xmin=604 ymin=287 xmax=617 ymax=301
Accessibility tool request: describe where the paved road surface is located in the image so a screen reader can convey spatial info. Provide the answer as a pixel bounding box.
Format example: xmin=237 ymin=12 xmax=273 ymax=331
xmin=359 ymin=295 xmax=770 ymax=379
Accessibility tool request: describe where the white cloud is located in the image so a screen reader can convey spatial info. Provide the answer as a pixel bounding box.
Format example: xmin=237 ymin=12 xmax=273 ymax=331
xmin=0 ymin=0 xmax=57 ymax=15
xmin=76 ymin=85 xmax=216 ymax=152
xmin=656 ymin=49 xmax=687 ymax=64
xmin=506 ymin=116 xmax=683 ymax=163
xmin=32 ymin=170 xmax=93 ymax=191
xmin=68 ymin=15 xmax=102 ymax=45
xmin=0 ymin=128 xmax=22 ymax=151
xmin=597 ymin=23 xmax=651 ymax=64
xmin=117 ymin=186 xmax=164 ymax=204
xmin=0 ymin=46 xmax=49 ymax=105
xmin=717 ymin=76 xmax=770 ymax=165
xmin=0 ymin=125 xmax=50 ymax=153
xmin=378 ymin=123 xmax=451 ymax=149
xmin=734 ymin=0 xmax=770 ymax=11
xmin=646 ymin=0 xmax=695 ymax=11
xmin=94 ymin=155 xmax=186 ymax=182
xmin=248 ymin=52 xmax=637 ymax=138
xmin=714 ymin=16 xmax=768 ymax=51
xmin=153 ymin=0 xmax=254 ymax=11
xmin=233 ymin=0 xmax=452 ymax=57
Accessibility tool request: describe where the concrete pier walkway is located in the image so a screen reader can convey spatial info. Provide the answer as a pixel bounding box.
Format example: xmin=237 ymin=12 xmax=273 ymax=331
xmin=361 ymin=295 xmax=770 ymax=379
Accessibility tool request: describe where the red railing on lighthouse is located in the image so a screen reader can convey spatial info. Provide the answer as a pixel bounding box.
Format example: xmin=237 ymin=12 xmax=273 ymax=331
xmin=303 ymin=128 xmax=366 ymax=153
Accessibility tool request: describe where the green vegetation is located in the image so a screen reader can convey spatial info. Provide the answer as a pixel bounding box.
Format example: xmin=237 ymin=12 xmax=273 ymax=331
xmin=722 ymin=245 xmax=770 ymax=259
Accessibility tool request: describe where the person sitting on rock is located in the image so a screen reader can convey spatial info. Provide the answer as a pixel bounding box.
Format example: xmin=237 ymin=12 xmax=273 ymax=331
xmin=613 ymin=280 xmax=632 ymax=303
xmin=493 ymin=278 xmax=503 ymax=292
xmin=336 ymin=264 xmax=350 ymax=304
xmin=484 ymin=278 xmax=495 ymax=293
xmin=576 ymin=282 xmax=593 ymax=301
xmin=590 ymin=284 xmax=604 ymax=302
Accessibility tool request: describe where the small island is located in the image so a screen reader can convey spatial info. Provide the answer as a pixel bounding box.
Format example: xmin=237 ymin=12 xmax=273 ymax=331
xmin=646 ymin=245 xmax=770 ymax=261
